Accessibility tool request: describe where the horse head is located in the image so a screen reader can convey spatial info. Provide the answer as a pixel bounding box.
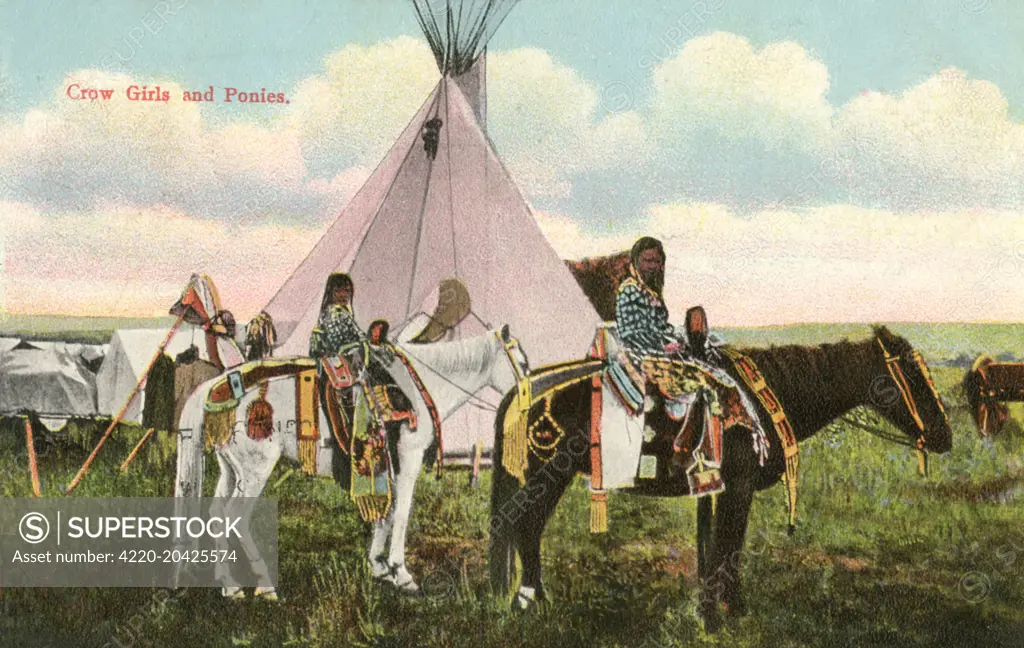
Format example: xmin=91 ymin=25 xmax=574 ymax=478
xmin=870 ymin=326 xmax=952 ymax=453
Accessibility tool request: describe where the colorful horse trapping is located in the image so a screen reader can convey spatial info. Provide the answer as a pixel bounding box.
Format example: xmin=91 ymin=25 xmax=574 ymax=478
xmin=641 ymin=356 xmax=722 ymax=416
xmin=296 ymin=369 xmax=319 ymax=475
xmin=722 ymin=347 xmax=800 ymax=533
xmin=246 ymin=382 xmax=274 ymax=441
xmin=203 ymin=398 xmax=237 ymax=450
xmin=349 ymin=386 xmax=392 ymax=522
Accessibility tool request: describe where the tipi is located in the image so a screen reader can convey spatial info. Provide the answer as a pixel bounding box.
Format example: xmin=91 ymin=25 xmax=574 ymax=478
xmin=264 ymin=0 xmax=600 ymax=369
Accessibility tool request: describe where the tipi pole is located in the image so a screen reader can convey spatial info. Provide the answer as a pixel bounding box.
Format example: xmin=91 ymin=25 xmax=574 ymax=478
xmin=64 ymin=312 xmax=186 ymax=495
xmin=24 ymin=417 xmax=41 ymax=497
xmin=119 ymin=428 xmax=155 ymax=473
xmin=469 ymin=440 xmax=483 ymax=488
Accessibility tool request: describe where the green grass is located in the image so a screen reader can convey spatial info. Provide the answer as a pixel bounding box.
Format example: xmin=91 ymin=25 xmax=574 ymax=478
xmin=3 ymin=322 xmax=1024 ymax=646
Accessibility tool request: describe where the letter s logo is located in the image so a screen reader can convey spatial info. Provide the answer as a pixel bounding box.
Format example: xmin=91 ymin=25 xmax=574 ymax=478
xmin=19 ymin=512 xmax=50 ymax=544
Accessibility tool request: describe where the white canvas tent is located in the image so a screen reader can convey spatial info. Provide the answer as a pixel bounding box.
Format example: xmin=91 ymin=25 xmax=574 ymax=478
xmin=0 ymin=337 xmax=21 ymax=353
xmin=264 ymin=2 xmax=600 ymax=459
xmin=0 ymin=347 xmax=98 ymax=428
xmin=96 ymin=327 xmax=217 ymax=423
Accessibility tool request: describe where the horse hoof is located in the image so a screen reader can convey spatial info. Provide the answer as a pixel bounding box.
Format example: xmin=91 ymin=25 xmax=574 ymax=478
xmin=254 ymin=587 xmax=279 ymax=602
xmin=221 ymin=587 xmax=246 ymax=600
xmin=511 ymin=586 xmax=539 ymax=613
xmin=400 ymin=583 xmax=425 ymax=597
xmin=371 ymin=559 xmax=390 ymax=580
xmin=377 ymin=563 xmax=422 ymax=596
xmin=390 ymin=577 xmax=423 ymax=597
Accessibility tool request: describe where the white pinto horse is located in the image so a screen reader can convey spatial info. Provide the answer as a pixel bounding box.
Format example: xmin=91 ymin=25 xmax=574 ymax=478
xmin=174 ymin=326 xmax=529 ymax=599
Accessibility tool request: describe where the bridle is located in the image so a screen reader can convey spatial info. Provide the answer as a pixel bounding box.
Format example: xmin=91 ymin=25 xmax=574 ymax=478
xmin=499 ymin=331 xmax=530 ymax=385
xmin=875 ymin=336 xmax=948 ymax=463
xmin=392 ymin=330 xmax=528 ymax=414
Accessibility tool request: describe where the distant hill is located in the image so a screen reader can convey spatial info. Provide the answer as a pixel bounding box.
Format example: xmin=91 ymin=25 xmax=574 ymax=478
xmin=0 ymin=313 xmax=177 ymax=344
xmin=2 ymin=313 xmax=1021 ymax=363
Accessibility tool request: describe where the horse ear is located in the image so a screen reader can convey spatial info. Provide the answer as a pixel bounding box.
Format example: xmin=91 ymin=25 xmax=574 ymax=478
xmin=501 ymin=324 xmax=511 ymax=342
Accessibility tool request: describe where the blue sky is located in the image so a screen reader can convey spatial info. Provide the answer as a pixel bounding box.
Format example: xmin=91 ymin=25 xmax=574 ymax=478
xmin=3 ymin=0 xmax=1021 ymax=116
xmin=3 ymin=0 xmax=1024 ymax=324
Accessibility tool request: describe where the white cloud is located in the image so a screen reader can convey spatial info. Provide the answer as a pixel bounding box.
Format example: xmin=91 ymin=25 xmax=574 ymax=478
xmin=535 ymin=209 xmax=634 ymax=259
xmin=1 ymin=201 xmax=324 ymax=319
xmin=6 ymin=35 xmax=1024 ymax=325
xmin=285 ymin=36 xmax=440 ymax=170
xmin=835 ymin=67 xmax=1024 ymax=210
xmin=540 ymin=201 xmax=1024 ymax=326
xmin=0 ymin=69 xmax=350 ymax=223
xmin=650 ymin=32 xmax=833 ymax=152
xmin=488 ymin=48 xmax=603 ymax=200
xmin=509 ymin=34 xmax=1024 ymax=216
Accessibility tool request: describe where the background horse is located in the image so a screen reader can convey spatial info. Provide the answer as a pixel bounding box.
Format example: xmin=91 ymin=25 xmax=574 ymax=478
xmin=963 ymin=355 xmax=1013 ymax=437
xmin=489 ymin=326 xmax=951 ymax=632
xmin=176 ymin=326 xmax=528 ymax=598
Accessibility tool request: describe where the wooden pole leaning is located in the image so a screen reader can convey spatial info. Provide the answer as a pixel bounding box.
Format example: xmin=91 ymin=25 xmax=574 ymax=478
xmin=24 ymin=417 xmax=41 ymax=497
xmin=64 ymin=312 xmax=186 ymax=495
xmin=120 ymin=428 xmax=156 ymax=472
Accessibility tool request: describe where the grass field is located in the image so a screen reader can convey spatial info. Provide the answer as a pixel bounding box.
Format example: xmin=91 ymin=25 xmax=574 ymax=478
xmin=2 ymin=323 xmax=1024 ymax=646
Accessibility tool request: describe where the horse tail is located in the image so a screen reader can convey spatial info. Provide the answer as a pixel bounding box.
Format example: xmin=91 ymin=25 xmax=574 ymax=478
xmin=174 ymin=383 xmax=209 ymax=498
xmin=489 ymin=389 xmax=520 ymax=595
xmin=962 ymin=361 xmax=983 ymax=431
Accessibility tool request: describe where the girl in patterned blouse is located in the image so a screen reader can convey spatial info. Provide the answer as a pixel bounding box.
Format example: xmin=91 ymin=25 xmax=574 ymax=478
xmin=615 ymin=237 xmax=685 ymax=358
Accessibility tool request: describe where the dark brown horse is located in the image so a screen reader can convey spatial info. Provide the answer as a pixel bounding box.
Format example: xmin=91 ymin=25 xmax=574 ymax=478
xmin=489 ymin=326 xmax=952 ymax=632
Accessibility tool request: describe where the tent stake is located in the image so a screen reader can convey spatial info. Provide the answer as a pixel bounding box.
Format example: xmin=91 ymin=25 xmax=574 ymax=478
xmin=24 ymin=417 xmax=41 ymax=497
xmin=64 ymin=313 xmax=185 ymax=495
xmin=119 ymin=428 xmax=155 ymax=473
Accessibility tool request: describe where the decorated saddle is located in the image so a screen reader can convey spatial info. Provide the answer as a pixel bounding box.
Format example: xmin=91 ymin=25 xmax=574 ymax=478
xmin=200 ymin=339 xmax=426 ymax=524
xmin=318 ymin=341 xmax=420 ymax=522
xmin=500 ymin=321 xmax=785 ymax=534
xmin=589 ymin=324 xmax=754 ymax=497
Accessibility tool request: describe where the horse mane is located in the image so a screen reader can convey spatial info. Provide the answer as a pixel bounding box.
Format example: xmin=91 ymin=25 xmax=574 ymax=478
xmin=741 ymin=326 xmax=909 ymax=384
xmin=397 ymin=331 xmax=498 ymax=377
xmin=735 ymin=329 xmax=915 ymax=431
xmin=565 ymin=250 xmax=631 ymax=321
xmin=741 ymin=337 xmax=875 ymax=395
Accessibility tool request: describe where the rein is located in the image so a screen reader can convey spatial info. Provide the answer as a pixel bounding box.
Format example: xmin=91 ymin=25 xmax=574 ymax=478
xmin=393 ymin=332 xmax=525 ymax=413
xmin=836 ymin=413 xmax=915 ymax=447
